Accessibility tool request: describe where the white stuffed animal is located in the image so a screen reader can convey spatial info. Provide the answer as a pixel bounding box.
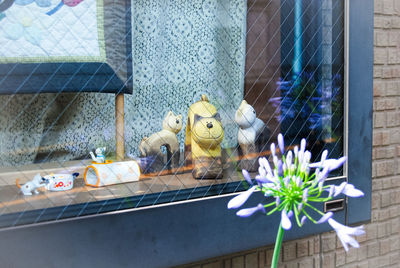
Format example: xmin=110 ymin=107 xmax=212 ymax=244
xmin=90 ymin=147 xmax=106 ymax=163
xmin=16 ymin=174 xmax=48 ymax=196
xmin=235 ymin=100 xmax=266 ymax=145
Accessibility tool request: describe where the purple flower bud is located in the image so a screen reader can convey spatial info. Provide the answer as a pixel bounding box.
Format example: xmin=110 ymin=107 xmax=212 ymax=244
xmin=316 ymin=212 xmax=333 ymax=224
xmin=281 ymin=210 xmax=292 ymax=230
xmin=259 ymin=157 xmax=273 ymax=176
xmin=270 ymin=143 xmax=276 ymax=157
xmin=277 ymin=160 xmax=284 ymax=177
xmin=300 ymin=138 xmax=306 ymax=153
xmin=295 ymin=176 xmax=302 ymax=187
xmin=288 ymin=210 xmax=293 ymax=218
xmin=283 ymin=176 xmax=290 ymax=187
xmin=273 ymin=155 xmax=278 ymax=167
xmin=242 ymin=170 xmax=253 ymax=185
xmin=275 ymin=196 xmax=280 ymax=206
xmin=297 ymin=202 xmax=303 ymax=212
xmin=302 ymin=188 xmax=309 ymax=202
xmin=318 ymin=181 xmax=323 ymax=192
xmin=321 ymin=150 xmax=328 ymax=164
xmin=328 ymin=185 xmax=334 ymax=198
xmin=236 ymin=203 xmax=266 ymax=217
xmin=317 ymin=166 xmax=330 ymax=183
xmin=294 ymin=146 xmax=299 ymax=158
xmin=286 ymin=151 xmax=293 ymax=168
xmin=300 ymin=215 xmax=307 ymax=226
xmin=227 ymin=186 xmax=257 ymax=209
xmin=278 ymin=133 xmax=285 ymax=154
xmin=304 ymin=151 xmax=311 ymax=164
xmin=255 ymin=175 xmax=270 ymax=184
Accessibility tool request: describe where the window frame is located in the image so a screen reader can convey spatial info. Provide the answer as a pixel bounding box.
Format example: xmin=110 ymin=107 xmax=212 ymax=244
xmin=0 ymin=0 xmax=373 ymax=267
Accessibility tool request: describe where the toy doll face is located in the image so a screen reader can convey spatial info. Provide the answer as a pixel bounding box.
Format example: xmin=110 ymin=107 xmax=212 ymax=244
xmin=235 ymin=100 xmax=256 ymax=128
xmin=192 ymin=113 xmax=224 ymax=147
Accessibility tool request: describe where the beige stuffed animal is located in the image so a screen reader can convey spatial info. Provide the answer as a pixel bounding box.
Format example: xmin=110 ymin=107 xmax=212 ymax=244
xmin=139 ymin=111 xmax=183 ymax=171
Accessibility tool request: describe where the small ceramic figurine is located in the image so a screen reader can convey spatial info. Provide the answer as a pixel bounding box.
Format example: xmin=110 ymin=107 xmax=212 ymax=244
xmin=45 ymin=172 xmax=79 ymax=191
xmin=235 ymin=100 xmax=270 ymax=171
xmin=16 ymin=174 xmax=48 ymax=196
xmin=90 ymin=147 xmax=106 ymax=163
xmin=139 ymin=111 xmax=183 ymax=172
xmin=185 ymin=95 xmax=224 ymax=179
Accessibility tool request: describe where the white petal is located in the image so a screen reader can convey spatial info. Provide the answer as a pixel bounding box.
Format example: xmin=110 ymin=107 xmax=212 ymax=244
xmin=227 ymin=186 xmax=256 ymax=209
xmin=342 ymin=184 xmax=364 ymax=197
xmin=281 ymin=210 xmax=292 ymax=230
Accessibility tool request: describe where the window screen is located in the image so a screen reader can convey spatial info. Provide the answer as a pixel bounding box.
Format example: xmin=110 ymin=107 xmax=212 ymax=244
xmin=0 ymin=0 xmax=345 ymax=228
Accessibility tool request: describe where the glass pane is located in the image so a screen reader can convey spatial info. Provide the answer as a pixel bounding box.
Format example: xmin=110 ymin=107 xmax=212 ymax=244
xmin=0 ymin=0 xmax=344 ymax=228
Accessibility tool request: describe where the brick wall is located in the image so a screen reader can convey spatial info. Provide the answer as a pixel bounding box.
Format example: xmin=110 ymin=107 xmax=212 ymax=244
xmin=176 ymin=1 xmax=400 ymax=267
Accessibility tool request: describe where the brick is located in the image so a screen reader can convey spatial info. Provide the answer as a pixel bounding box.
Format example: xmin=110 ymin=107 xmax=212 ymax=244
xmin=388 ymin=48 xmax=399 ymax=64
xmin=224 ymin=259 xmax=231 ymax=268
xmin=376 ymin=161 xmax=388 ymax=177
xmin=367 ymin=242 xmax=380 ymax=258
xmin=392 ymin=17 xmax=400 ymax=28
xmin=375 ymin=30 xmax=389 ymax=46
xmin=231 ymin=256 xmax=244 ymax=268
xmin=283 ymin=242 xmax=296 ymax=261
xmin=374 ymin=99 xmax=386 ymax=111
xmin=284 ymin=262 xmax=297 ymax=268
xmin=321 ymin=252 xmax=334 ymax=268
xmin=385 ymin=98 xmax=397 ymax=109
xmin=380 ymin=238 xmax=391 ymax=255
xmin=385 ymin=81 xmax=400 ymax=96
xmin=308 ymin=238 xmax=315 ymax=256
xmin=366 ymin=224 xmax=378 ymax=240
xmin=202 ymin=261 xmax=222 ymax=268
xmin=375 ymin=16 xmax=392 ymax=28
xmin=373 ymin=81 xmax=385 ymax=96
xmin=257 ymin=251 xmax=265 ymax=268
xmin=390 ymin=236 xmax=400 ymax=251
xmin=381 ymin=192 xmax=391 ymax=207
xmin=390 ymin=205 xmax=400 ymax=217
xmin=244 ymin=252 xmax=257 ymax=268
xmin=389 ymin=32 xmax=399 ymax=46
xmin=374 ymin=112 xmax=386 ymax=128
xmin=379 ymin=208 xmax=391 ymax=221
xmin=383 ymin=0 xmax=395 ymax=15
xmin=372 ymin=179 xmax=383 ymax=191
xmin=265 ymin=249 xmax=273 ymax=267
xmin=375 ymin=0 xmax=384 ymax=14
xmin=374 ymin=66 xmax=383 ymax=78
xmin=296 ymin=240 xmax=308 ymax=258
xmin=372 ymin=193 xmax=380 ymax=209
xmin=298 ymin=257 xmax=313 ymax=268
xmin=389 ymin=251 xmax=400 ymax=266
xmin=321 ymin=232 xmax=336 ymax=252
xmin=346 ymin=248 xmax=358 ymax=264
xmin=357 ymin=244 xmax=368 ymax=261
xmin=374 ymin=47 xmax=388 ymax=64
xmin=377 ymin=222 xmax=390 ymax=238
xmin=335 ymin=249 xmax=346 ymax=266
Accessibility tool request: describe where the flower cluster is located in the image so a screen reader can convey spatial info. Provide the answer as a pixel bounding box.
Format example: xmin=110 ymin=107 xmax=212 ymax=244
xmin=228 ymin=134 xmax=365 ymax=251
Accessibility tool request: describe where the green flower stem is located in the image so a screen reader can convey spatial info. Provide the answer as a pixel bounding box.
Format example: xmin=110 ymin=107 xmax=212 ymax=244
xmin=303 ymin=202 xmax=325 ymax=216
xmin=271 ymin=224 xmax=285 ymax=268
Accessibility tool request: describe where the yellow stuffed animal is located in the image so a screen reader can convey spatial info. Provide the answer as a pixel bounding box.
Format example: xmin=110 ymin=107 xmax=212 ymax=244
xmin=185 ymin=95 xmax=224 ymax=179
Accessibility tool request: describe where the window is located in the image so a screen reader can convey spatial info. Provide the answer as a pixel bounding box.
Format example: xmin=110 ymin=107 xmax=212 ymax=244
xmin=0 ymin=0 xmax=370 ymax=238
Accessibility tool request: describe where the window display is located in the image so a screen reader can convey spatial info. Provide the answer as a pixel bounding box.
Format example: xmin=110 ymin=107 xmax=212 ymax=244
xmin=0 ymin=0 xmax=345 ymax=228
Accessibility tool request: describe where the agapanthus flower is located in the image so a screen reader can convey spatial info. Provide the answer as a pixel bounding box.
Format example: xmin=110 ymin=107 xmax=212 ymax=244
xmin=227 ymin=134 xmax=365 ymax=252
xmin=328 ymin=218 xmax=365 ymax=251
